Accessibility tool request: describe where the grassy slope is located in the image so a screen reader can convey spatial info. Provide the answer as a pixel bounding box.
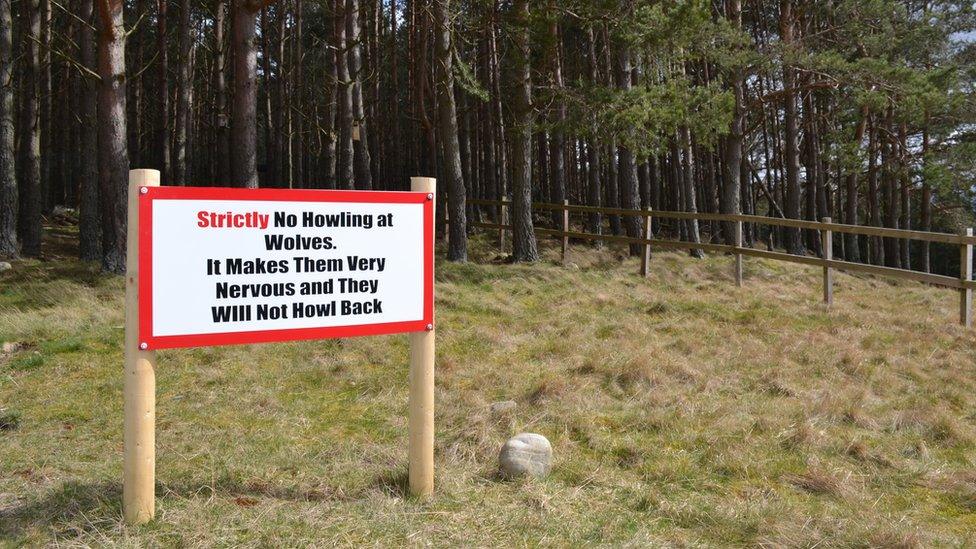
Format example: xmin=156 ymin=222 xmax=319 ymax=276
xmin=1 ymin=227 xmax=975 ymax=547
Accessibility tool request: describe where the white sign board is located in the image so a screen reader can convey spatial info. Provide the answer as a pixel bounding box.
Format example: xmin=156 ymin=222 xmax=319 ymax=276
xmin=138 ymin=187 xmax=434 ymax=349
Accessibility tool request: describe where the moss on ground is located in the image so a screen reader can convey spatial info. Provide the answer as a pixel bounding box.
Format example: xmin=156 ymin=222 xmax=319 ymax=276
xmin=1 ymin=232 xmax=975 ymax=546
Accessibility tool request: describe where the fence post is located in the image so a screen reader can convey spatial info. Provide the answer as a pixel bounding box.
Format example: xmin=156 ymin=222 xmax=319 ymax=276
xmin=124 ymin=169 xmax=159 ymax=524
xmin=561 ymin=199 xmax=569 ymax=264
xmin=822 ymin=217 xmax=833 ymax=306
xmin=409 ymin=177 xmax=436 ymax=498
xmin=640 ymin=208 xmax=652 ymax=278
xmin=498 ymin=203 xmax=506 ymax=253
xmin=734 ymin=220 xmax=743 ymax=287
xmin=960 ymin=228 xmax=973 ymax=328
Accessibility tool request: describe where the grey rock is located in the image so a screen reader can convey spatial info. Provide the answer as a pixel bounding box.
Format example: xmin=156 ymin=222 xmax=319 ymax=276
xmin=499 ymin=433 xmax=552 ymax=479
xmin=0 ymin=262 xmax=10 ymax=273
xmin=1 ymin=342 xmax=22 ymax=354
xmin=490 ymin=400 xmax=517 ymax=414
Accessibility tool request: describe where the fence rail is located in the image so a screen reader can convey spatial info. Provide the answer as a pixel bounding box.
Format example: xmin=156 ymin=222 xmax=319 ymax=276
xmin=466 ymin=198 xmax=975 ymax=327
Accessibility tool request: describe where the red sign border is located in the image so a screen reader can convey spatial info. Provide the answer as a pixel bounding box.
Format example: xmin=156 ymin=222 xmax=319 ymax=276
xmin=138 ymin=186 xmax=434 ymax=350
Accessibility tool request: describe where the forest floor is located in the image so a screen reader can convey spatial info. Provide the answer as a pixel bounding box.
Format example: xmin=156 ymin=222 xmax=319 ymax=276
xmin=1 ymin=224 xmax=975 ymax=547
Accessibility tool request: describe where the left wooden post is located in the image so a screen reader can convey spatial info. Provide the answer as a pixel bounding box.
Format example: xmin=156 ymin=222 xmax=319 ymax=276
xmin=409 ymin=176 xmax=436 ymax=498
xmin=124 ymin=169 xmax=159 ymax=524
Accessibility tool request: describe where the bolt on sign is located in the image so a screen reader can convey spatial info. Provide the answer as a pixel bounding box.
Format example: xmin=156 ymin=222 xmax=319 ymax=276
xmin=122 ymin=170 xmax=437 ymax=525
xmin=139 ymin=186 xmax=433 ymax=348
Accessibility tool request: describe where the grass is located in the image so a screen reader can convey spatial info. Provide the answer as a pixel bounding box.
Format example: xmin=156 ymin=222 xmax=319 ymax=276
xmin=1 ymin=225 xmax=975 ymax=546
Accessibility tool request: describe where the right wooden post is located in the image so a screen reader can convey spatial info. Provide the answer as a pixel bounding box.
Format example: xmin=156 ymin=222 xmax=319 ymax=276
xmin=561 ymin=199 xmax=569 ymax=264
xmin=409 ymin=177 xmax=436 ymax=498
xmin=640 ymin=208 xmax=652 ymax=278
xmin=960 ymin=228 xmax=973 ymax=328
xmin=822 ymin=217 xmax=833 ymax=306
xmin=734 ymin=220 xmax=743 ymax=287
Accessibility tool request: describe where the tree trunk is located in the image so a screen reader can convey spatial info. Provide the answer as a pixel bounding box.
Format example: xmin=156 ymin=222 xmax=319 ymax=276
xmin=898 ymin=122 xmax=910 ymax=268
xmin=920 ymin=123 xmax=931 ymax=272
xmin=128 ymin=0 xmax=145 ymax=169
xmin=721 ymin=0 xmax=744 ymax=246
xmin=230 ymin=1 xmax=265 ymax=188
xmin=585 ymin=26 xmax=602 ymax=244
xmin=867 ymin=117 xmax=882 ymax=265
xmin=39 ymin=0 xmax=51 ymax=211
xmin=843 ymin=107 xmax=868 ymax=262
xmin=779 ymin=0 xmax=803 ymax=255
xmin=156 ymin=0 xmax=170 ymax=182
xmin=272 ymin=4 xmax=286 ymax=186
xmin=347 ymin=0 xmax=373 ymax=189
xmin=78 ymin=0 xmax=100 ymax=260
xmin=488 ymin=6 xmax=507 ymax=204
xmin=293 ymin=0 xmax=305 ymax=188
xmin=335 ymin=0 xmax=355 ymax=189
xmin=547 ymin=10 xmax=565 ymax=228
xmin=18 ymin=0 xmax=43 ymax=257
xmin=802 ymin=91 xmax=821 ymax=255
xmin=174 ymin=0 xmax=193 ymax=185
xmin=680 ymin=125 xmax=704 ymax=258
xmin=881 ymin=108 xmax=899 ymax=268
xmin=433 ymin=0 xmax=467 ymax=261
xmin=614 ymin=34 xmax=643 ymax=256
xmin=214 ymin=0 xmax=231 ymax=184
xmin=96 ymin=0 xmax=129 ymax=273
xmin=321 ymin=2 xmax=338 ymax=189
xmin=0 ymin=0 xmax=16 ymax=257
xmin=510 ymin=0 xmax=537 ymax=262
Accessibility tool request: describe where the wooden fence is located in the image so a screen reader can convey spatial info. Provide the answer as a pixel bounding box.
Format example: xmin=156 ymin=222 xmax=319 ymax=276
xmin=467 ymin=198 xmax=976 ymax=328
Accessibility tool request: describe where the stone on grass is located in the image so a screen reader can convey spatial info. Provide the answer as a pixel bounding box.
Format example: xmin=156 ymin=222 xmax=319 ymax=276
xmin=0 ymin=262 xmax=10 ymax=273
xmin=490 ymin=400 xmax=517 ymax=414
xmin=498 ymin=433 xmax=552 ymax=479
xmin=1 ymin=342 xmax=20 ymax=354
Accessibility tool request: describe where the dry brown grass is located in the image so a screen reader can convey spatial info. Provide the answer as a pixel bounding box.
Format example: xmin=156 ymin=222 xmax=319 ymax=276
xmin=2 ymin=231 xmax=976 ymax=546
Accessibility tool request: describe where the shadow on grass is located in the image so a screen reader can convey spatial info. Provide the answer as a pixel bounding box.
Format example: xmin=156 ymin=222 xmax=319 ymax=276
xmin=0 ymin=474 xmax=356 ymax=541
xmin=0 ymin=480 xmax=123 ymax=540
xmin=159 ymin=474 xmax=352 ymax=504
xmin=371 ymin=470 xmax=410 ymax=499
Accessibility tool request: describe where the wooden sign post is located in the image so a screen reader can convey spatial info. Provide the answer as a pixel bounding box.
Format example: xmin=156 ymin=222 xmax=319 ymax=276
xmin=408 ymin=177 xmax=435 ymax=497
xmin=124 ymin=169 xmax=159 ymax=524
xmin=123 ymin=170 xmax=436 ymax=523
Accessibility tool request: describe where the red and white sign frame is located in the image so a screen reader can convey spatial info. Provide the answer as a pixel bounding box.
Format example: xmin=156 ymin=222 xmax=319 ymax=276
xmin=138 ymin=186 xmax=434 ymax=350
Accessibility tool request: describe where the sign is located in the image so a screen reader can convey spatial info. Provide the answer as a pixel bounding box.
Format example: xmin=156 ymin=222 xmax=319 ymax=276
xmin=138 ymin=186 xmax=434 ymax=349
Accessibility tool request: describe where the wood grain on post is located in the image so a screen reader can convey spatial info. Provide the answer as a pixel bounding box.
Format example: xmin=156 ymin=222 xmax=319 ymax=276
xmin=960 ymin=228 xmax=973 ymax=328
xmin=123 ymin=169 xmax=159 ymax=524
xmin=561 ymin=200 xmax=569 ymax=264
xmin=734 ymin=220 xmax=743 ymax=287
xmin=409 ymin=177 xmax=436 ymax=498
xmin=822 ymin=217 xmax=833 ymax=306
xmin=640 ymin=209 xmax=652 ymax=278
